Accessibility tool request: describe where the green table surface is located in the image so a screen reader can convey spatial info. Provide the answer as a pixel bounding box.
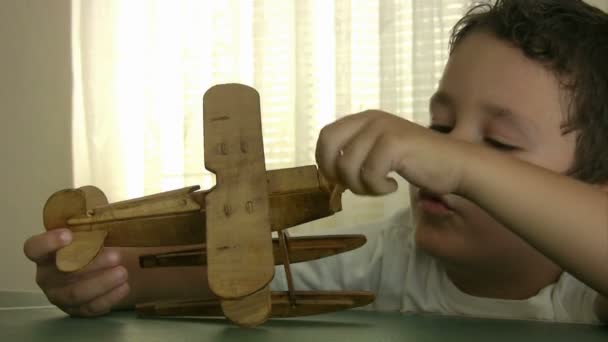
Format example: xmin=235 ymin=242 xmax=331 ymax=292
xmin=1 ymin=291 xmax=606 ymax=341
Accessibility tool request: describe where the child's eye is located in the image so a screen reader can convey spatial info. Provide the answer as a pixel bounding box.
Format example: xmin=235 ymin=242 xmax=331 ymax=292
xmin=429 ymin=124 xmax=452 ymax=134
xmin=484 ymin=138 xmax=518 ymax=151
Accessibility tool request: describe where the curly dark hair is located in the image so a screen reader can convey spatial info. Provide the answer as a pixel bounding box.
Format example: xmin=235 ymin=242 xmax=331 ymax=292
xmin=450 ymin=0 xmax=608 ymax=184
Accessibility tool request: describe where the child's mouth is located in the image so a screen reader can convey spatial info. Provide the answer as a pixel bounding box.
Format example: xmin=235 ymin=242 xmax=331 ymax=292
xmin=417 ymin=190 xmax=452 ymax=215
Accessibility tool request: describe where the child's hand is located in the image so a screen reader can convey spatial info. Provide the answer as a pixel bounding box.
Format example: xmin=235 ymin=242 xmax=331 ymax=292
xmin=23 ymin=229 xmax=129 ymax=317
xmin=315 ymin=110 xmax=468 ymax=196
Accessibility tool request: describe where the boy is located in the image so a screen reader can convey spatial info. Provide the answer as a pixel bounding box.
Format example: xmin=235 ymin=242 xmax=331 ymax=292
xmin=24 ymin=0 xmax=608 ymax=323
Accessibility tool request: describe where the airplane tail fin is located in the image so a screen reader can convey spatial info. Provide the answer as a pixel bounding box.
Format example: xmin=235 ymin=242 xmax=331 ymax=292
xmin=43 ymin=186 xmax=109 ymax=272
xmin=55 ymin=230 xmax=108 ymax=272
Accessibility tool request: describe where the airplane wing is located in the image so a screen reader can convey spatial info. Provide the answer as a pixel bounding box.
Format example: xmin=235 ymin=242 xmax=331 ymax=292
xmin=203 ymin=83 xmax=274 ymax=327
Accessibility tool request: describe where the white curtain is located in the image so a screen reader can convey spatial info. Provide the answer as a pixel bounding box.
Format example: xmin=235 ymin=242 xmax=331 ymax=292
xmin=587 ymin=0 xmax=608 ymax=11
xmin=72 ymin=0 xmax=472 ymax=229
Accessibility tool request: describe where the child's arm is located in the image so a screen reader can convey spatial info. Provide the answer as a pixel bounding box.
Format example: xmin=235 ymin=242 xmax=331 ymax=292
xmin=316 ymin=110 xmax=608 ymax=321
xmin=23 ymin=229 xmax=212 ymax=316
xmin=459 ymin=135 xmax=608 ymax=304
xmin=458 ymin=133 xmax=608 ymax=322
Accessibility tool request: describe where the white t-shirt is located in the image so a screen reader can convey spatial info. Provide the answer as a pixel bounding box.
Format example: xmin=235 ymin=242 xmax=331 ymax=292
xmin=272 ymin=208 xmax=600 ymax=324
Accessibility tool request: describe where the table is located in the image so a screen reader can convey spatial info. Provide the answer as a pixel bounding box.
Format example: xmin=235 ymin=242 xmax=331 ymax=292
xmin=1 ymin=291 xmax=606 ymax=341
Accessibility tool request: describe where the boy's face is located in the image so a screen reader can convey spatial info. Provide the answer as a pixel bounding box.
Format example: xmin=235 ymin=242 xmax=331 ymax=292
xmin=409 ymin=31 xmax=577 ymax=273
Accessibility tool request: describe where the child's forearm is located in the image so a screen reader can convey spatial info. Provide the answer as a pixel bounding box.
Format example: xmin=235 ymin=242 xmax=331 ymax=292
xmin=459 ymin=145 xmax=608 ymax=296
xmin=113 ymin=246 xmax=213 ymax=309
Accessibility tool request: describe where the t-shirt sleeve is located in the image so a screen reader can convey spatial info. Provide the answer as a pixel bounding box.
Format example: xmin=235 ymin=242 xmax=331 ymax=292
xmin=270 ymin=209 xmax=412 ymax=311
xmin=552 ymin=272 xmax=601 ymax=324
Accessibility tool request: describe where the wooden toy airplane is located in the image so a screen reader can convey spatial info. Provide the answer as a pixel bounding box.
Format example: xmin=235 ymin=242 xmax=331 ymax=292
xmin=43 ymin=84 xmax=375 ymax=327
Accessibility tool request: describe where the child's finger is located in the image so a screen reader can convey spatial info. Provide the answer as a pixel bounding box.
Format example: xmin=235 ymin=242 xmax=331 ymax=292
xmin=46 ymin=265 xmax=127 ymax=308
xmin=335 ymin=121 xmax=384 ymax=195
xmin=73 ymin=282 xmax=130 ymax=317
xmin=37 ymin=250 xmax=121 ymax=292
xmin=23 ymin=229 xmax=72 ymax=264
xmin=316 ymin=112 xmax=373 ymax=182
xmin=37 ymin=248 xmax=123 ymax=289
xmin=359 ymin=137 xmax=400 ymax=195
xmin=71 ymin=248 xmax=122 ymax=279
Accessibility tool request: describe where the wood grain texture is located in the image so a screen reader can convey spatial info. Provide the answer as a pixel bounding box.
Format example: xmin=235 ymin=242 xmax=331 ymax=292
xmin=136 ymin=291 xmax=375 ymax=318
xmin=43 ymin=186 xmax=110 ymax=272
xmin=43 ymin=189 xmax=88 ymax=231
xmin=68 ymin=186 xmax=202 ymax=225
xmin=43 ymin=166 xmax=339 ymax=271
xmin=266 ymin=166 xmax=320 ymax=194
xmin=56 ymin=230 xmax=107 ymax=272
xmin=79 ymin=213 xmax=205 ymax=247
xmin=65 ymin=186 xmax=205 ymax=247
xmin=79 ymin=185 xmax=109 ymax=207
xmin=139 ymin=235 xmax=367 ymax=267
xmin=220 ymin=285 xmax=272 ymax=327
xmin=41 ymin=82 xmax=365 ymax=327
xmin=203 ymin=84 xmax=273 ymax=324
xmin=266 ymin=166 xmax=344 ymax=231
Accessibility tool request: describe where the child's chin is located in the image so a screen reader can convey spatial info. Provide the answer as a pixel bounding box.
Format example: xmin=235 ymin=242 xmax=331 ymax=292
xmin=414 ymin=220 xmax=470 ymax=261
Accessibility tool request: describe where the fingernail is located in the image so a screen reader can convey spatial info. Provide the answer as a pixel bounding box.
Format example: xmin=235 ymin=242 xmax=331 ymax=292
xmin=58 ymin=230 xmax=72 ymax=244
xmin=106 ymin=250 xmax=121 ymax=265
xmin=114 ymin=267 xmax=127 ymax=282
